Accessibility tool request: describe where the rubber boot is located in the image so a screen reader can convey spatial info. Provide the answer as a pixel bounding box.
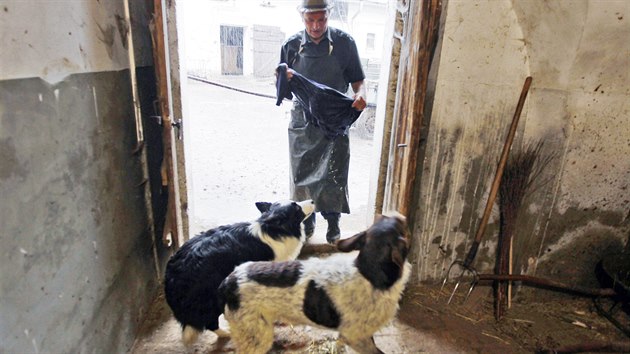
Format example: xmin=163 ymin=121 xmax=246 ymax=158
xmin=323 ymin=212 xmax=340 ymax=244
xmin=303 ymin=213 xmax=316 ymax=240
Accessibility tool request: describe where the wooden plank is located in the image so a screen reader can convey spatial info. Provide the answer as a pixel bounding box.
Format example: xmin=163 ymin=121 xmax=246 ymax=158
xmin=150 ymin=0 xmax=183 ymax=248
xmin=384 ymin=0 xmax=442 ymax=219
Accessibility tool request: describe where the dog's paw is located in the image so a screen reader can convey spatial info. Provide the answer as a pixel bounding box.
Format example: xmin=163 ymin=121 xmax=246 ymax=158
xmin=182 ymin=326 xmax=201 ymax=347
xmin=214 ymin=328 xmax=231 ymax=338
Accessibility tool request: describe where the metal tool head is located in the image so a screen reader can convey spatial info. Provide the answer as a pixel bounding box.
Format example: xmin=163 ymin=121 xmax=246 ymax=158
xmin=441 ymin=260 xmax=480 ymax=304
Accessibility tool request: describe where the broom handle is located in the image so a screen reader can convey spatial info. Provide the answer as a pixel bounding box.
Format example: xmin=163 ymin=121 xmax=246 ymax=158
xmin=508 ymin=237 xmax=513 ymax=308
xmin=463 ymin=76 xmax=533 ymax=267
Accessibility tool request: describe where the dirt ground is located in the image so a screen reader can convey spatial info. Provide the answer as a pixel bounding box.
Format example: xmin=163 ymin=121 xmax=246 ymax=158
xmin=400 ymin=283 xmax=630 ymax=353
xmin=132 ymin=76 xmax=630 ymax=353
xmin=131 ymin=278 xmax=630 ymax=353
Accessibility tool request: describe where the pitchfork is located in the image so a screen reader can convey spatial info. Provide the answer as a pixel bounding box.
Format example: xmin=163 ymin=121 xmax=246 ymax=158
xmin=441 ymin=77 xmax=533 ymax=304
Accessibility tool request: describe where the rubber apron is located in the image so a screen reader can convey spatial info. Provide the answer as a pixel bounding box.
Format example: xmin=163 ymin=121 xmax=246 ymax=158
xmin=288 ymin=41 xmax=351 ymax=214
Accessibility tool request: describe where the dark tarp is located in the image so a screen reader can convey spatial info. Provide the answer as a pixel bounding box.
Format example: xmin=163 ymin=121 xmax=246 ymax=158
xmin=276 ymin=63 xmax=362 ymax=140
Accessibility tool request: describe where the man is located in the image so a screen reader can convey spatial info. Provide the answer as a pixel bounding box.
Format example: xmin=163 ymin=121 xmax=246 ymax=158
xmin=279 ymin=0 xmax=366 ymax=244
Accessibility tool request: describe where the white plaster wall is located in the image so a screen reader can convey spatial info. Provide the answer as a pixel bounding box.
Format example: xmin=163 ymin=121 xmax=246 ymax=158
xmin=0 ymin=0 xmax=133 ymax=83
xmin=183 ymin=0 xmax=389 ymax=77
xmin=413 ymin=0 xmax=630 ymax=281
xmin=513 ymin=1 xmax=630 ymax=213
xmin=348 ymin=1 xmax=390 ymax=61
xmin=184 ymin=1 xmax=303 ymax=77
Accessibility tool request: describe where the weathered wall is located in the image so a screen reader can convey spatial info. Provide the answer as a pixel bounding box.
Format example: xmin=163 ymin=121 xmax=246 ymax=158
xmin=0 ymin=1 xmax=161 ymax=353
xmin=411 ymin=0 xmax=630 ymax=285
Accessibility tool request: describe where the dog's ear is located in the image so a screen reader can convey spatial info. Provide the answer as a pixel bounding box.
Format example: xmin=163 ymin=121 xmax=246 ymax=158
xmin=336 ymin=231 xmax=367 ymax=252
xmin=390 ymin=237 xmax=408 ymax=268
xmin=255 ymin=202 xmax=272 ymax=213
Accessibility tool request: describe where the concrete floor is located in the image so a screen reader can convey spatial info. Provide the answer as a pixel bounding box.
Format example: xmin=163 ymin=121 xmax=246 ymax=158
xmin=130 ymin=281 xmax=630 ymax=354
xmin=130 ymin=289 xmax=451 ymax=353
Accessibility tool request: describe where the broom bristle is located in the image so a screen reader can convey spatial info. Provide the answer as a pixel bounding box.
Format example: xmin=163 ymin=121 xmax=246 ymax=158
xmin=495 ymin=139 xmax=554 ymax=320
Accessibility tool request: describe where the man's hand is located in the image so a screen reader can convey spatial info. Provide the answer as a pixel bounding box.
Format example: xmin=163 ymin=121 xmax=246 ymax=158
xmin=351 ymin=94 xmax=366 ymax=111
xmin=351 ymin=80 xmax=367 ymax=111
xmin=275 ymin=64 xmax=294 ymax=82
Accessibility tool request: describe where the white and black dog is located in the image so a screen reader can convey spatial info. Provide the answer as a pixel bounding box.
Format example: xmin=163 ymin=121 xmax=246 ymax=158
xmin=163 ymin=199 xmax=315 ymax=346
xmin=219 ymin=212 xmax=410 ymax=354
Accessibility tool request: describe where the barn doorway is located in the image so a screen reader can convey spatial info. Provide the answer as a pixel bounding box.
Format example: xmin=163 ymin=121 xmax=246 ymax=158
xmin=181 ymin=1 xmax=393 ymax=243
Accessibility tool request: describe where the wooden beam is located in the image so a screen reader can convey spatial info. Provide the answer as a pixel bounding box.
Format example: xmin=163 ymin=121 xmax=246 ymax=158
xmin=385 ymin=0 xmax=442 ymax=218
xmin=150 ymin=0 xmax=183 ymax=248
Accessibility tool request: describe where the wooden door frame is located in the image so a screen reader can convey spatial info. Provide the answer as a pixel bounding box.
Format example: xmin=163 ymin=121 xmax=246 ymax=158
xmin=150 ymin=0 xmax=189 ymax=249
xmin=381 ymin=0 xmax=443 ymax=221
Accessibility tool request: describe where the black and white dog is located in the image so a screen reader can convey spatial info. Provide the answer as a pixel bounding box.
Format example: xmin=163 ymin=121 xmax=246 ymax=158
xmin=163 ymin=199 xmax=315 ymax=346
xmin=219 ymin=212 xmax=410 ymax=354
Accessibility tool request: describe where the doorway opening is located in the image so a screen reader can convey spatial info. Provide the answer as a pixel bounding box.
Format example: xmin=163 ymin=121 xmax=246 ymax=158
xmin=181 ymin=1 xmax=391 ymax=243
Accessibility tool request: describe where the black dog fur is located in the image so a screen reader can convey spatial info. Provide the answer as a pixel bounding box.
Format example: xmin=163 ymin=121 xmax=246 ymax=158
xmin=163 ymin=199 xmax=314 ymax=345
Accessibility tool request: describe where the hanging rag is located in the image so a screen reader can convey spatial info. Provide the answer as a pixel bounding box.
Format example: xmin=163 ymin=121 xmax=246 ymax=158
xmin=276 ymin=63 xmax=362 ymax=140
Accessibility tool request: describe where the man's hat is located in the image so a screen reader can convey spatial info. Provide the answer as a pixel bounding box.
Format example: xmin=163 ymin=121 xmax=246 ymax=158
xmin=298 ymin=0 xmax=334 ymax=13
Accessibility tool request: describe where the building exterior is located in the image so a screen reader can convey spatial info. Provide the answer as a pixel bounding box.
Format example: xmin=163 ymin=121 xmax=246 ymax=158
xmin=184 ymin=0 xmax=389 ymax=81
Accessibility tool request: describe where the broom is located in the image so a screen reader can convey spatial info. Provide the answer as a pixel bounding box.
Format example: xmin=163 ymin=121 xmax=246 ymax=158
xmin=495 ymin=139 xmax=554 ymax=320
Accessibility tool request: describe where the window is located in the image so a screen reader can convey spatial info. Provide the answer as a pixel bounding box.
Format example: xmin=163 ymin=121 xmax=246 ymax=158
xmin=366 ymin=33 xmax=375 ymax=51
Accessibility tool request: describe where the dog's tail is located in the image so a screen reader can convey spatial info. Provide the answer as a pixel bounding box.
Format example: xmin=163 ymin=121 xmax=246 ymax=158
xmin=182 ymin=325 xmax=201 ymax=347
